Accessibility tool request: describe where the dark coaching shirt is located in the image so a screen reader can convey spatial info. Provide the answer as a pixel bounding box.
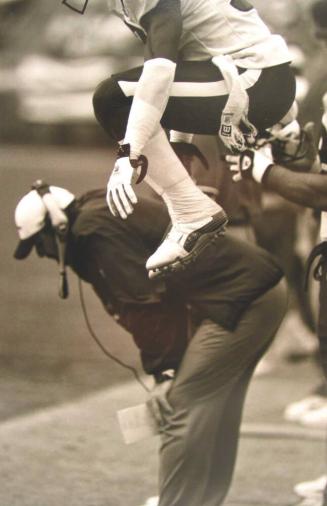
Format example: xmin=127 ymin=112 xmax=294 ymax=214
xmin=170 ymin=231 xmax=283 ymax=330
xmin=71 ymin=189 xmax=168 ymax=306
xmin=70 ymin=189 xmax=283 ymax=331
xmin=69 ymin=189 xmax=189 ymax=375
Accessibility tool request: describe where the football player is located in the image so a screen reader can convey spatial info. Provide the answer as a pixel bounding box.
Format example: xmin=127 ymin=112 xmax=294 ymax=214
xmin=79 ymin=0 xmax=297 ymax=275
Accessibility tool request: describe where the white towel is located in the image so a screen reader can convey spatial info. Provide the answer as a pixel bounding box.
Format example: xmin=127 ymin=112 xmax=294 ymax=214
xmin=212 ymin=55 xmax=257 ymax=152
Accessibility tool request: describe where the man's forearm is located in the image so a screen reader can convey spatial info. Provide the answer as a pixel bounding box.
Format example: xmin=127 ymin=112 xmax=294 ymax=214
xmin=263 ymin=165 xmax=327 ymax=210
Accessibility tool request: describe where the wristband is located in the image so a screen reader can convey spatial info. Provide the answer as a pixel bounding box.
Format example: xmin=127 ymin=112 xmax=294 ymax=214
xmin=116 ymin=143 xmax=148 ymax=184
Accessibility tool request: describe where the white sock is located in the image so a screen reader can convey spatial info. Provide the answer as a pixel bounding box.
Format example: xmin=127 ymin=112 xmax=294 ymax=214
xmin=143 ymin=128 xmax=222 ymax=225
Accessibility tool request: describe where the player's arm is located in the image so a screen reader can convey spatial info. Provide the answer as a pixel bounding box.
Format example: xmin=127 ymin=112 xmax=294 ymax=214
xmin=123 ymin=0 xmax=182 ymax=159
xmin=263 ymin=165 xmax=327 ymax=210
xmin=141 ymin=0 xmax=182 ymax=62
xmin=107 ymin=1 xmax=182 ymax=218
xmin=226 ymin=147 xmax=327 ymax=211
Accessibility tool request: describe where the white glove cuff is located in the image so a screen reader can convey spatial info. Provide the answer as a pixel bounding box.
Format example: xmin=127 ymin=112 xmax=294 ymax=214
xmin=252 ymin=150 xmax=273 ymax=183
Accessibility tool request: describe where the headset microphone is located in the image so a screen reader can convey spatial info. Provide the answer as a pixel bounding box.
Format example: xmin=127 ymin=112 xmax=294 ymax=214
xmin=32 ymin=180 xmax=69 ymax=299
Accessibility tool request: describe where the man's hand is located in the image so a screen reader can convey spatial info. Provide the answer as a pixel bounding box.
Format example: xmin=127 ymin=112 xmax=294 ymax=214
xmin=147 ymin=375 xmax=174 ymax=427
xmin=225 ymin=146 xmax=274 ymax=183
xmin=106 ymin=157 xmax=138 ymax=219
xmin=270 ymin=121 xmax=319 ymax=172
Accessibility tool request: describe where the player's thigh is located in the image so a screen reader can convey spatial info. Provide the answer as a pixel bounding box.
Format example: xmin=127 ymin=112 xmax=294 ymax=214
xmin=111 ymin=61 xmax=228 ymax=135
xmin=163 ymin=60 xmax=227 ymax=134
xmin=162 ymin=95 xmax=227 ymax=135
xmin=247 ymin=63 xmax=296 ymax=131
xmin=94 ymin=61 xmax=295 ymax=138
xmin=163 ymin=62 xmax=295 ymax=133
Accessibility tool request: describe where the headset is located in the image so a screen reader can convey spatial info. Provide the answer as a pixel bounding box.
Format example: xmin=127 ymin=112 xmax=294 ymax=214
xmin=32 ymin=180 xmax=69 ymax=299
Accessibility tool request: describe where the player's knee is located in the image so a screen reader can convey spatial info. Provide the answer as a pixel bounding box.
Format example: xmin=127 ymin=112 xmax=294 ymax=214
xmin=93 ymin=77 xmax=129 ymax=141
xmin=93 ymin=78 xmax=115 ymax=122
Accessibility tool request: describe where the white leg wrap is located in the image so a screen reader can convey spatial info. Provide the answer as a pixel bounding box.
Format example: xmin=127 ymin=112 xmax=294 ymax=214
xmin=143 ymin=128 xmax=221 ymax=224
xmin=124 ymin=58 xmax=176 ymax=158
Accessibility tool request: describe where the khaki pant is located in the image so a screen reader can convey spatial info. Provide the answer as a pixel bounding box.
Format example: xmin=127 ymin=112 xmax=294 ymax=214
xmin=158 ymin=279 xmax=288 ymax=506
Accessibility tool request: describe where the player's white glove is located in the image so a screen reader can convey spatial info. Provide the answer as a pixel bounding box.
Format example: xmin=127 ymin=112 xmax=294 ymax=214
xmin=225 ymin=145 xmax=274 ymax=184
xmin=106 ymin=144 xmax=148 ymax=219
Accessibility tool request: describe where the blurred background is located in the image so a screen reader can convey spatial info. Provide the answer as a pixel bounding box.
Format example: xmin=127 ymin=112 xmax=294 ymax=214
xmin=1 ymin=2 xmax=327 ymax=505
xmin=0 ymin=0 xmax=325 ymax=146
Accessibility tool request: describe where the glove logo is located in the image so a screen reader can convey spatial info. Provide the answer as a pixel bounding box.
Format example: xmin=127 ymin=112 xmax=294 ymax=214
xmin=220 ymin=125 xmax=232 ymax=137
xmin=241 ymin=153 xmax=253 ymax=172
